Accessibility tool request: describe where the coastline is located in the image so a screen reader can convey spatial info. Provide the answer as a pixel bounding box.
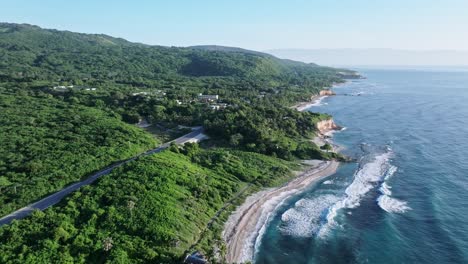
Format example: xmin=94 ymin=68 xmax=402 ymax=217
xmin=223 ymin=160 xmax=340 ymax=263
xmin=222 ymin=95 xmax=343 ymax=263
xmin=293 ymin=95 xmax=329 ymax=111
xmin=291 ymin=81 xmax=348 ymax=111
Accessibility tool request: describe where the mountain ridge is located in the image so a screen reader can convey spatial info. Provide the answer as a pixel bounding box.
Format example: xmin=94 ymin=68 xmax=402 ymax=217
xmin=266 ymin=48 xmax=468 ymax=66
xmin=0 ymin=22 xmax=347 ymax=85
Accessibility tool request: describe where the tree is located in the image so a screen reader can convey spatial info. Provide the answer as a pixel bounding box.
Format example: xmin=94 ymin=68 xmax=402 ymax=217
xmin=229 ymin=133 xmax=243 ymax=147
xmin=0 ymin=176 xmax=12 ymax=193
xmin=168 ymin=142 xmax=180 ymax=153
xmin=320 ymin=143 xmax=333 ymax=151
xmin=151 ymin=105 xmax=167 ymax=122
xmin=121 ymin=111 xmax=141 ymax=124
xmin=182 ymin=142 xmax=200 ymax=157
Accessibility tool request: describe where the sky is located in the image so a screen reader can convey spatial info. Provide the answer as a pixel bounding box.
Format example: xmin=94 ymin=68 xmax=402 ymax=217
xmin=2 ymin=0 xmax=468 ymax=51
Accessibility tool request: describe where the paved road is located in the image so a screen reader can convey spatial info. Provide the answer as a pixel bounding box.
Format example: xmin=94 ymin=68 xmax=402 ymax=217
xmin=0 ymin=128 xmax=207 ymax=226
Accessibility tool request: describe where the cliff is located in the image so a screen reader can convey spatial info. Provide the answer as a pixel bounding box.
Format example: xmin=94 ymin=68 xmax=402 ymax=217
xmin=316 ymin=119 xmax=342 ymax=134
xmin=319 ymin=89 xmax=336 ymax=96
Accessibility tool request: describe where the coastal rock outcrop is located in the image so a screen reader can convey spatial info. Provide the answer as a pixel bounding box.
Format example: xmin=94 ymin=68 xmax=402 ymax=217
xmin=319 ymin=89 xmax=336 ymax=96
xmin=316 ymin=119 xmax=341 ymax=134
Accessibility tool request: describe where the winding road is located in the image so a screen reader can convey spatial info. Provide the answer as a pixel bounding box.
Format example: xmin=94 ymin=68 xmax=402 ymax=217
xmin=0 ymin=127 xmax=207 ymax=226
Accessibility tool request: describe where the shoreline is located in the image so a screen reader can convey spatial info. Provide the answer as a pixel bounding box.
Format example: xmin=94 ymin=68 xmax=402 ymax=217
xmin=223 ymin=160 xmax=340 ymax=263
xmin=293 ymin=95 xmax=329 ymax=111
xmin=292 ymin=81 xmax=349 ymax=112
xmin=222 ymin=85 xmax=346 ymax=263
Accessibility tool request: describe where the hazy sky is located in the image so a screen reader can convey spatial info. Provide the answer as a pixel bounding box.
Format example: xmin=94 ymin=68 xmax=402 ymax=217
xmin=2 ymin=0 xmax=468 ymax=51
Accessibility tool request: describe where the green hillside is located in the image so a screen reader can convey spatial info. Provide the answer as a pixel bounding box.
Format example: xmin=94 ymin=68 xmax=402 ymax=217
xmin=0 ymin=23 xmax=347 ymax=89
xmin=0 ymin=23 xmax=350 ymax=163
xmin=0 ymin=149 xmax=297 ymax=263
xmin=0 ymin=93 xmax=157 ymax=216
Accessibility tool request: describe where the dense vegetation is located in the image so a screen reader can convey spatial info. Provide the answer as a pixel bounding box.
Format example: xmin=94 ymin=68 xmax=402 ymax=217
xmin=0 ymin=23 xmax=343 ymax=89
xmin=204 ymin=104 xmax=341 ymax=160
xmin=0 ymin=22 xmax=355 ymax=262
xmin=0 ymin=148 xmax=297 ymax=263
xmin=0 ymin=22 xmax=350 ymax=161
xmin=0 ymin=93 xmax=157 ymax=216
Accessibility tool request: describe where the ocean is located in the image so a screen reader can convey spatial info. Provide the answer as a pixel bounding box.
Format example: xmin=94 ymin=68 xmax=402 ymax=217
xmin=254 ymin=68 xmax=468 ymax=264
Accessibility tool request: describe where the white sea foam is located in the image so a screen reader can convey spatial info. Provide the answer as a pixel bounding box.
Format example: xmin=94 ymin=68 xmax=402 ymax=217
xmin=351 ymin=92 xmax=364 ymax=96
xmin=324 ymin=126 xmax=347 ymax=137
xmin=377 ymin=195 xmax=411 ymax=213
xmin=379 ymin=182 xmax=392 ymax=196
xmin=378 ymin=165 xmax=397 ymax=196
xmin=296 ymin=95 xmax=328 ymax=111
xmin=311 ymin=96 xmax=328 ymax=106
xmin=238 ymin=189 xmax=297 ymax=263
xmin=377 ymin=164 xmax=411 ymax=213
xmin=296 ymin=96 xmax=329 ymax=111
xmin=384 ymin=165 xmax=398 ymax=180
xmin=279 ymin=194 xmax=340 ymax=237
xmin=318 ymin=152 xmax=393 ymax=237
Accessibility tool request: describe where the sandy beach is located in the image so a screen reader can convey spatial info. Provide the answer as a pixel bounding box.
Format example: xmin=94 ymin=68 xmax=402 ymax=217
xmin=292 ymin=95 xmax=329 ymax=111
xmin=292 ymin=82 xmax=349 ymax=112
xmin=223 ymin=160 xmax=339 ymax=263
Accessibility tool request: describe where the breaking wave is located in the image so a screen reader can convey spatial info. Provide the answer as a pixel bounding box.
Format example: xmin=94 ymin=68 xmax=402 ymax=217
xmin=379 ymin=182 xmax=392 ymax=196
xmin=244 ymin=189 xmax=297 ymax=262
xmin=377 ymin=195 xmax=411 ymax=213
xmin=318 ymin=150 xmax=405 ymax=237
xmin=324 ymin=126 xmax=347 ymax=137
xmin=311 ymin=96 xmax=328 ymax=106
xmin=377 ymin=164 xmax=411 ymax=213
xmin=279 ymin=194 xmax=340 ymax=237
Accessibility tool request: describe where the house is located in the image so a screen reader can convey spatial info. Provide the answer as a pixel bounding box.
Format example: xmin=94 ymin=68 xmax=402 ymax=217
xmin=53 ymin=85 xmax=71 ymax=91
xmin=53 ymin=85 xmax=98 ymax=92
xmin=198 ymin=94 xmax=219 ymax=102
xmin=209 ymin=103 xmax=228 ymax=110
xmin=131 ymin=92 xmax=149 ymax=96
xmin=184 ymin=251 xmax=207 ymax=264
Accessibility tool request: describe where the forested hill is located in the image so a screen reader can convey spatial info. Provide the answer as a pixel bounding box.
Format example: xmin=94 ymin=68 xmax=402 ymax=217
xmin=0 ymin=22 xmax=350 ymax=87
xmin=191 ymin=45 xmax=320 ymax=67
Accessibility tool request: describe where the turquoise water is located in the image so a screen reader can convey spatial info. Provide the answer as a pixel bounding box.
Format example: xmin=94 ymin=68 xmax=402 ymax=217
xmin=255 ymin=68 xmax=468 ymax=264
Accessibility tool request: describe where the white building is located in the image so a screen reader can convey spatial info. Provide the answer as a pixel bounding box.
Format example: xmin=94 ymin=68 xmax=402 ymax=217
xmin=198 ymin=94 xmax=219 ymax=102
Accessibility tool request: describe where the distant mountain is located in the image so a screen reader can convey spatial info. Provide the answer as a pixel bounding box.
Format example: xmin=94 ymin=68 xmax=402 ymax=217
xmin=266 ymin=49 xmax=468 ymax=67
xmin=191 ymin=45 xmax=320 ymax=66
xmin=0 ymin=23 xmax=352 ymax=86
xmin=190 ymin=45 xmax=268 ymax=55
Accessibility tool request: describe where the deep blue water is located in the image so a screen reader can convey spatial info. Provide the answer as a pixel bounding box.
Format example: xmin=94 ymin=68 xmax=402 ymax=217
xmin=255 ymin=68 xmax=468 ymax=264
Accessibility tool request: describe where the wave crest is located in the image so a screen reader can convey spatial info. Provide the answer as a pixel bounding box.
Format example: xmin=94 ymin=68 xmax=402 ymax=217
xmin=377 ymin=164 xmax=411 ymax=213
xmin=377 ymin=195 xmax=411 ymax=213
xmin=318 ymin=151 xmax=398 ymax=237
xmin=280 ymin=194 xmax=340 ymax=237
